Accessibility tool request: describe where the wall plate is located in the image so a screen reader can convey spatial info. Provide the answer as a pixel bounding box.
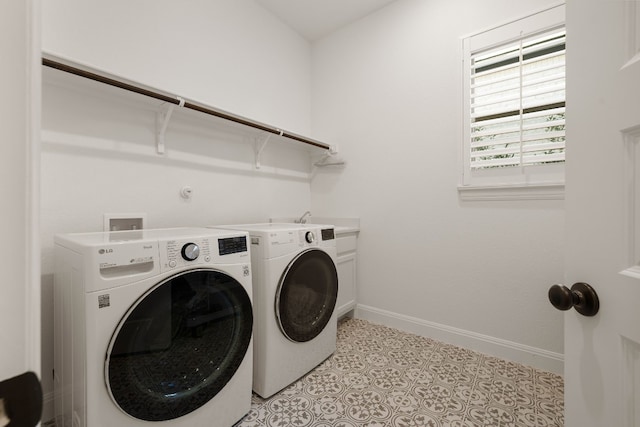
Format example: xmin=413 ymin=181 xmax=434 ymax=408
xmin=103 ymin=213 xmax=147 ymax=232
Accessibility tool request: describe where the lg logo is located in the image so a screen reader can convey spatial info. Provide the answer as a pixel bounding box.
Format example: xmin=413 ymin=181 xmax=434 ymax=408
xmin=98 ymin=248 xmax=114 ymax=255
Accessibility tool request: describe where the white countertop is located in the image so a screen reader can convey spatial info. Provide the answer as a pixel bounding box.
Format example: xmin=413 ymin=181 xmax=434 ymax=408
xmin=269 ymin=217 xmax=359 ymax=235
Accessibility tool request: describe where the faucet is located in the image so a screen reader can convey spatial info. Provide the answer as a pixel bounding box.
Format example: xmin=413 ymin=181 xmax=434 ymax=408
xmin=296 ymin=211 xmax=311 ymax=224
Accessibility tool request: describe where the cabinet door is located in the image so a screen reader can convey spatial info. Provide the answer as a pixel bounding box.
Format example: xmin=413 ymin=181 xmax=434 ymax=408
xmin=336 ymin=253 xmax=356 ymax=317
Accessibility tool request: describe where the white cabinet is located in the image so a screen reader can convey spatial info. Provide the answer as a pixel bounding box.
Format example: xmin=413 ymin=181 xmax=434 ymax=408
xmin=335 ymin=231 xmax=358 ymax=318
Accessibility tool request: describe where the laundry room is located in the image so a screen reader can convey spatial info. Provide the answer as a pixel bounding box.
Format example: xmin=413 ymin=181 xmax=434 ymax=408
xmin=35 ymin=0 xmax=567 ymax=425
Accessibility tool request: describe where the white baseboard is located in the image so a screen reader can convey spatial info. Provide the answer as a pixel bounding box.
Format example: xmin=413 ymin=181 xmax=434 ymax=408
xmin=41 ymin=391 xmax=55 ymax=425
xmin=354 ymin=304 xmax=564 ymax=375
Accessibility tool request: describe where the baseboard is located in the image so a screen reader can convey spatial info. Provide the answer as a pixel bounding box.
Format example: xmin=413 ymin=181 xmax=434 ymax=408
xmin=41 ymin=391 xmax=55 ymax=425
xmin=354 ymin=304 xmax=564 ymax=375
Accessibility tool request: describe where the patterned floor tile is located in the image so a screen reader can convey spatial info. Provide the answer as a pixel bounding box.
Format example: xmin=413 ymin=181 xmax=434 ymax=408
xmin=235 ymin=318 xmax=564 ymax=427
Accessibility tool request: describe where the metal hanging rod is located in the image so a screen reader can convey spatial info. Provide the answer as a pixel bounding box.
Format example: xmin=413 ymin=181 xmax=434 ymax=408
xmin=42 ymin=57 xmax=332 ymax=150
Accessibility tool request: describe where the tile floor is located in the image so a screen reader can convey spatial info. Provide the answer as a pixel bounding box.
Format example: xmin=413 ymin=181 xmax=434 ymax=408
xmin=235 ymin=318 xmax=564 ymax=427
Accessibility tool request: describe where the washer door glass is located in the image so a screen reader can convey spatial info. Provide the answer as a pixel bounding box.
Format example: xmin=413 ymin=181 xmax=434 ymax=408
xmin=276 ymin=249 xmax=338 ymax=342
xmin=106 ymin=268 xmax=252 ymax=421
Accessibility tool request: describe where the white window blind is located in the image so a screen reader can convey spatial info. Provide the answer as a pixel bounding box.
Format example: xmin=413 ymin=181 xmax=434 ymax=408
xmin=469 ymin=28 xmax=565 ymax=170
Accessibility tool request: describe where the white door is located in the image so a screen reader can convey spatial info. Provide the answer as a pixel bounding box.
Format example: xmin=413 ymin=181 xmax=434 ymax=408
xmin=564 ymin=0 xmax=640 ymax=425
xmin=0 ymin=0 xmax=40 ymax=403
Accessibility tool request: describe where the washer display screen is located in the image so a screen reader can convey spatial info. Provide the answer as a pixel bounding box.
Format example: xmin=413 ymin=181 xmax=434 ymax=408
xmin=106 ymin=269 xmax=252 ymax=421
xmin=276 ymin=249 xmax=338 ymax=342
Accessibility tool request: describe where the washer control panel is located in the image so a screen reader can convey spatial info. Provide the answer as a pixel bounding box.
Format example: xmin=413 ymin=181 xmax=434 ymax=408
xmin=296 ymin=227 xmax=335 ymax=247
xmin=305 ymin=231 xmax=315 ymax=244
xmin=159 ymin=234 xmax=249 ymax=271
xmin=320 ymin=228 xmax=335 ymax=241
xmin=218 ymin=235 xmax=248 ymax=255
xmin=162 ymin=238 xmax=212 ymax=270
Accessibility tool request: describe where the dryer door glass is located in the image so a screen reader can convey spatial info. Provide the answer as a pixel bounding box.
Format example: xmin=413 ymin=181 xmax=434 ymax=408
xmin=276 ymin=249 xmax=338 ymax=342
xmin=105 ymin=268 xmax=252 ymax=421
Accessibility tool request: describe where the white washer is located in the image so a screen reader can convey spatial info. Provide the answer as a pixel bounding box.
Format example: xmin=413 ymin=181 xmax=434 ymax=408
xmin=54 ymin=227 xmax=253 ymax=427
xmin=212 ymin=223 xmax=338 ymax=398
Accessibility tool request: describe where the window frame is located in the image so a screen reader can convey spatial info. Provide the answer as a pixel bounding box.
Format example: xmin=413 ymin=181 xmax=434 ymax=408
xmin=459 ymin=4 xmax=566 ymax=200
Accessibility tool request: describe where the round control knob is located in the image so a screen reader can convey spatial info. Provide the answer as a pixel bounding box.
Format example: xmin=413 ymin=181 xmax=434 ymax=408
xmin=181 ymin=243 xmax=200 ymax=261
xmin=305 ymin=231 xmax=315 ymax=244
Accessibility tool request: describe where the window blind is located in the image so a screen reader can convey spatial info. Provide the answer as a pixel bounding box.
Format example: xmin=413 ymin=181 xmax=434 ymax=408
xmin=469 ymin=28 xmax=565 ymax=170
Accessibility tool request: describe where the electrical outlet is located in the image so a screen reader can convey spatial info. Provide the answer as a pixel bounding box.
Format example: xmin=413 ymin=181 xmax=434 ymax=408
xmin=103 ymin=213 xmax=147 ymax=232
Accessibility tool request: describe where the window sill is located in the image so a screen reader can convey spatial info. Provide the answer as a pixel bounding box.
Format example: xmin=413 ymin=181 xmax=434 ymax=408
xmin=457 ymin=183 xmax=564 ymax=201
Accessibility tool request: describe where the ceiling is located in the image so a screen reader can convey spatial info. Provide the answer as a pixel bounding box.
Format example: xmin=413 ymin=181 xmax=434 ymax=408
xmin=255 ymin=0 xmax=398 ymax=41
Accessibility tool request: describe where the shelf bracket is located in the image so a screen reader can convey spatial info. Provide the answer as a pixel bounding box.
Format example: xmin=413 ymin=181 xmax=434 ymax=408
xmin=156 ymin=97 xmax=185 ymax=154
xmin=254 ymin=129 xmax=283 ymax=169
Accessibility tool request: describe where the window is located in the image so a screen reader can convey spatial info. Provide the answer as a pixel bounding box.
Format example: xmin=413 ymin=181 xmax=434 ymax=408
xmin=460 ymin=5 xmax=565 ymax=199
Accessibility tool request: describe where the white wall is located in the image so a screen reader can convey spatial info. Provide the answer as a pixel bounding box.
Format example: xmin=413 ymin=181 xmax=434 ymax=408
xmin=311 ymin=0 xmax=565 ymax=371
xmin=42 ymin=0 xmax=312 ymax=136
xmin=40 ymin=0 xmax=315 ymax=420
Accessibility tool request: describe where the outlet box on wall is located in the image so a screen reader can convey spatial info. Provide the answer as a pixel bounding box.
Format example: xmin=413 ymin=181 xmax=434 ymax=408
xmin=103 ymin=213 xmax=147 ymax=232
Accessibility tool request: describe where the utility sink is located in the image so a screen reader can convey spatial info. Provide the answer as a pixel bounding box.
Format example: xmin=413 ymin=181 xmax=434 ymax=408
xmin=269 ymin=217 xmax=360 ymax=234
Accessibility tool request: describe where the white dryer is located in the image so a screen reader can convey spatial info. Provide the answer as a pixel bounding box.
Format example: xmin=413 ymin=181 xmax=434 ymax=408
xmin=54 ymin=228 xmax=253 ymax=427
xmin=213 ymin=223 xmax=338 ymax=398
